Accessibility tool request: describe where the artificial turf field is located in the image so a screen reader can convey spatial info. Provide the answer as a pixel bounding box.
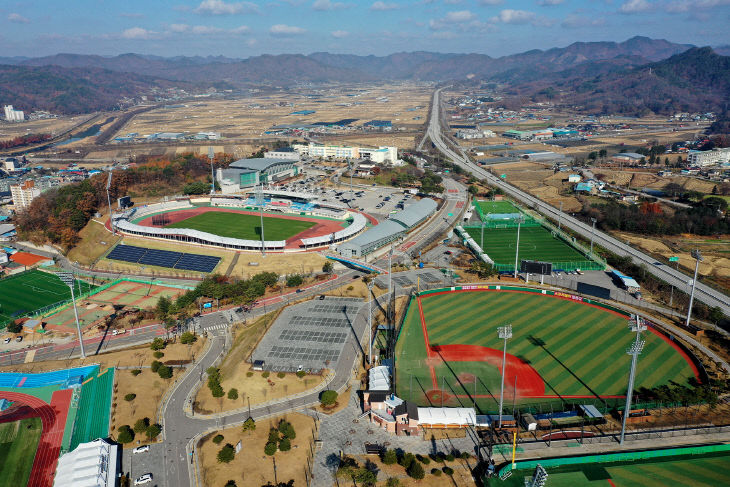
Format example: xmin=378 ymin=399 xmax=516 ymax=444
xmin=0 ymin=417 xmax=42 ymax=487
xmin=394 ymin=289 xmax=697 ymax=412
xmin=495 ymin=452 xmax=730 ymax=487
xmin=475 ymin=200 xmax=520 ymax=215
xmin=465 ymin=225 xmax=587 ymax=267
xmin=165 ymin=211 xmax=316 ymax=241
xmin=0 ymin=270 xmax=96 ymax=327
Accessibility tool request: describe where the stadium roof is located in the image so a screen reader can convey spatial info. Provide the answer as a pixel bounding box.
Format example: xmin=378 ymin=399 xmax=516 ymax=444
xmin=229 ymin=158 xmax=296 ymax=171
xmin=340 ymin=220 xmax=404 ymax=250
xmin=389 ymin=198 xmax=437 ymax=229
xmin=612 ymin=152 xmax=645 ymax=159
xmin=54 ymin=438 xmax=119 ymax=487
xmin=417 ymin=407 xmax=477 ymax=426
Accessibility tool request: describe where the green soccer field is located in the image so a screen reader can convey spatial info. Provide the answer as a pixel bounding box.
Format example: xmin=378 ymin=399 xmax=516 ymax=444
xmin=165 ymin=211 xmax=316 ymax=241
xmin=0 ymin=270 xmax=96 ymax=326
xmin=465 ymin=225 xmax=587 ymax=268
xmin=0 ymin=417 xmax=42 ymax=487
xmin=394 ymin=289 xmax=698 ymax=412
xmin=494 ymin=452 xmax=730 ymax=487
xmin=476 ymin=200 xmax=520 ymax=215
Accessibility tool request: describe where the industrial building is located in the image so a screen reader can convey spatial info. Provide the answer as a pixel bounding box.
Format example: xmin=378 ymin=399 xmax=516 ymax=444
xmin=687 ymin=148 xmax=730 ymax=166
xmin=265 ymin=147 xmax=300 ymax=161
xmin=338 ymin=198 xmax=437 ymax=257
xmin=294 ymin=142 xmax=398 ymax=164
xmin=3 ymin=105 xmax=24 ymax=122
xmin=611 ymin=152 xmax=645 ymax=164
xmin=217 ymin=158 xmax=299 ymax=193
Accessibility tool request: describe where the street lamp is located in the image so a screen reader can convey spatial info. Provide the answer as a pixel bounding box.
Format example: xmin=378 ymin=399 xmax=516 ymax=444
xmin=497 ymin=325 xmax=512 ymax=428
xmin=255 ymin=184 xmax=266 ymax=257
xmin=105 ymin=170 xmax=115 ymax=235
xmin=388 ymin=246 xmax=393 ymax=327
xmin=367 ymin=281 xmax=374 ymax=366
xmin=208 ymin=146 xmax=215 ymax=195
xmin=513 ymin=216 xmax=524 ymax=278
xmin=590 ymin=218 xmax=597 ymax=257
xmin=558 ymin=201 xmax=563 ymax=230
xmin=58 ymin=272 xmax=86 ymax=359
xmin=480 ymin=220 xmax=485 ymax=250
xmin=685 ymin=250 xmax=703 ymax=327
xmin=619 ymin=338 xmax=645 ymax=445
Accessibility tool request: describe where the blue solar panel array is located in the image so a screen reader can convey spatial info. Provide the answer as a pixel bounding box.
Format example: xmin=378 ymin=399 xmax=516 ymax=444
xmin=106 ymin=244 xmax=220 ymax=273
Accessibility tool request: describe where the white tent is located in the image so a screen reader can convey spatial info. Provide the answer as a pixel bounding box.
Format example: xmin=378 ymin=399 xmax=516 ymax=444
xmin=54 ymin=438 xmax=119 ymax=487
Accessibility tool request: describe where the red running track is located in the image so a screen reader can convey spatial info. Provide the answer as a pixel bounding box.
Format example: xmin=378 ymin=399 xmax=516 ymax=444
xmin=0 ymin=389 xmax=71 ymax=487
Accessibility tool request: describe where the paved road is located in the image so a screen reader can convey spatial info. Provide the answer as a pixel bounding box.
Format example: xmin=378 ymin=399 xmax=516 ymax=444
xmin=424 ymin=88 xmax=730 ymax=317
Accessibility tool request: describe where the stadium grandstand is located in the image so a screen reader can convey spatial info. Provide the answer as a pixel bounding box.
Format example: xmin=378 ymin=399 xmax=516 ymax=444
xmin=216 ymin=157 xmax=299 ymax=192
xmin=53 ymin=438 xmax=119 ymax=487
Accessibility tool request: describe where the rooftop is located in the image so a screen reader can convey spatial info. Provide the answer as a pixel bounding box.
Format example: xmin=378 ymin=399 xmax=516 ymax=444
xmin=229 ymin=157 xmax=296 ymax=171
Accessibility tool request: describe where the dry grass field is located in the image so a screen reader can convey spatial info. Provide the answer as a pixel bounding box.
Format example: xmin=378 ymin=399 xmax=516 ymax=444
xmin=0 ymin=116 xmax=91 ymax=141
xmin=489 ymin=161 xmax=583 ymax=211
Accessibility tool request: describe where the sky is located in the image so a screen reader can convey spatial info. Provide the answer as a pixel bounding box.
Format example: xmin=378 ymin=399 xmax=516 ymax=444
xmin=1 ymin=0 xmax=729 ymax=58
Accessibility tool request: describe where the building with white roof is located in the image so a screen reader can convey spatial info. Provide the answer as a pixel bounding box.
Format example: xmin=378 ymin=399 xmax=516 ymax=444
xmin=53 ymin=438 xmax=119 ymax=487
xmin=687 ymin=148 xmax=730 ymax=167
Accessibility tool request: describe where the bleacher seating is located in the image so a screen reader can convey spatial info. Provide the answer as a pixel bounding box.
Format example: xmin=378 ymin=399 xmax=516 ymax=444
xmin=68 ymin=368 xmax=114 ymax=451
xmin=0 ymin=366 xmax=98 ymax=389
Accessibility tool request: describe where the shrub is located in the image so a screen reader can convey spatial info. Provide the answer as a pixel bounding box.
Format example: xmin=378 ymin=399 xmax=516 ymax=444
xmin=7 ymin=322 xmax=22 ymax=333
xmin=124 ymin=393 xmax=136 ymax=401
xmin=133 ymin=417 xmax=150 ymax=433
xmin=210 ymin=383 xmax=225 ymax=397
xmin=150 ymin=337 xmax=166 ymax=351
xmin=268 ymin=428 xmax=280 ymax=444
xmin=150 ymin=360 xmax=161 ymax=373
xmin=117 ymin=425 xmax=134 ymax=443
xmin=386 ymin=478 xmax=402 ymax=487
xmin=416 ymin=454 xmax=430 ymax=464
xmin=242 ymin=417 xmax=256 ymax=432
xmin=286 ymin=274 xmax=303 ymax=287
xmin=399 ymin=452 xmax=415 ymax=469
xmin=217 ymin=443 xmax=235 ymax=463
xmin=130 ymin=369 xmax=142 ymax=376
xmin=320 ymin=390 xmax=338 ymax=407
xmin=246 ymin=371 xmax=254 ymax=377
xmin=227 ymin=388 xmax=239 ymax=400
xmin=262 ymin=371 xmax=270 ymax=378
xmin=429 ymin=452 xmax=444 ymax=463
xmin=296 ymin=370 xmax=306 ymax=378
xmin=180 ymin=331 xmax=196 ymax=344
xmin=278 ymin=420 xmax=296 ymax=440
xmin=212 ymin=434 xmax=224 ymax=444
xmin=157 ymin=365 xmax=173 ymax=379
xmin=279 ymin=437 xmax=291 ymax=451
xmin=444 ymin=454 xmax=455 ymax=462
xmin=442 ymin=466 xmax=454 ymax=476
xmin=347 ymin=285 xmax=354 ymax=291
xmin=145 ymin=423 xmax=161 ymax=440
xmin=382 ymin=449 xmax=397 ymax=465
xmin=224 ymin=481 xmax=237 ymax=487
xmin=153 ymin=350 xmax=164 ymax=359
xmin=264 ymin=441 xmax=277 ymax=456
xmin=407 ymin=461 xmax=425 ymax=479
xmin=277 ymin=371 xmax=286 ymax=379
xmin=431 ymin=468 xmax=442 ymax=476
xmin=460 ymin=451 xmax=471 ymax=460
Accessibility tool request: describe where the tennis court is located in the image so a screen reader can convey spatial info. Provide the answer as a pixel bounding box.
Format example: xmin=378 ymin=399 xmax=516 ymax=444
xmin=394 ymin=288 xmax=698 ymax=412
xmin=0 ymin=270 xmax=95 ymax=327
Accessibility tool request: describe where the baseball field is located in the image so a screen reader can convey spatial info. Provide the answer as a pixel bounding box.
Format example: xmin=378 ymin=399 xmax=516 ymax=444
xmin=394 ymin=288 xmax=698 ymax=412
xmin=0 ymin=270 xmax=96 ymax=327
xmin=165 ymin=211 xmax=316 ymax=241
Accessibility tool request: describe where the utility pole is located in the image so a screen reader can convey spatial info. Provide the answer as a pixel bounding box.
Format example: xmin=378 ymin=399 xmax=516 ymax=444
xmin=668 ymin=256 xmax=679 ymax=308
xmin=208 ymin=146 xmax=215 ymax=195
xmin=513 ymin=216 xmax=523 ymax=279
xmin=685 ymin=250 xmax=702 ymax=327
xmin=367 ymin=280 xmax=374 ymax=366
xmin=388 ymin=246 xmax=393 ymax=327
xmin=106 ymin=170 xmax=115 ymax=234
xmin=590 ymin=218 xmax=597 ymax=258
xmin=558 ymin=201 xmax=563 ymax=230
xmin=58 ymin=272 xmax=86 ymax=359
xmin=256 ymin=184 xmax=266 ymax=257
xmin=497 ymin=325 xmax=512 ymax=428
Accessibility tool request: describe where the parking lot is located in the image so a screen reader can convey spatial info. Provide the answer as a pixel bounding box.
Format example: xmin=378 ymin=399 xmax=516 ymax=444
xmin=250 ymin=296 xmax=366 ymax=373
xmin=121 ymin=442 xmax=166 ymax=487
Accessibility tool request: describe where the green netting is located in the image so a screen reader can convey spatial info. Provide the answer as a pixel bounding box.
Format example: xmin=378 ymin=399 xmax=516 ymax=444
xmin=68 ymin=367 xmax=114 ymax=450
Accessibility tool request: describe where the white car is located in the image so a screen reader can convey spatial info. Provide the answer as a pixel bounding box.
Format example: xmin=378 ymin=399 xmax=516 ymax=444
xmin=133 ymin=445 xmax=150 ymax=454
xmin=135 ymin=473 xmax=153 ymax=485
xmin=3 ymin=337 xmax=10 ymax=344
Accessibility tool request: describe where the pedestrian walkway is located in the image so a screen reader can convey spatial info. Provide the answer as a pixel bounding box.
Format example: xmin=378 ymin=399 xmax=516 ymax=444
xmin=203 ymin=324 xmax=228 ymax=332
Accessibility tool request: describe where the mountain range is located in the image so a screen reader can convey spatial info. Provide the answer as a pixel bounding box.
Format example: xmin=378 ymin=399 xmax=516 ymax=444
xmin=0 ymin=36 xmax=726 ymax=116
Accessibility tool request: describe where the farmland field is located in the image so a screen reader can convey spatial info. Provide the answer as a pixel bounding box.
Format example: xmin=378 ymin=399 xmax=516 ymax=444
xmin=0 ymin=270 xmax=96 ymax=327
xmin=0 ymin=417 xmax=42 ymax=487
xmin=165 ymin=211 xmax=316 ymax=241
xmin=394 ymin=288 xmax=698 ymax=412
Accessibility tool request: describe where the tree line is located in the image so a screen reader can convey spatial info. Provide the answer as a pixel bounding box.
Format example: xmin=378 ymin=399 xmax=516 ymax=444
xmin=0 ymin=133 xmax=51 ymax=149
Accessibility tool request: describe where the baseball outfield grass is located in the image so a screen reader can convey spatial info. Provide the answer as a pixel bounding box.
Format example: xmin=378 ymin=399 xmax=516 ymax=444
xmin=0 ymin=417 xmax=42 ymax=487
xmin=0 ymin=270 xmax=96 ymax=327
xmin=494 ymin=452 xmax=730 ymax=487
xmin=165 ymin=211 xmax=316 ymax=241
xmin=394 ymin=289 xmax=697 ymax=412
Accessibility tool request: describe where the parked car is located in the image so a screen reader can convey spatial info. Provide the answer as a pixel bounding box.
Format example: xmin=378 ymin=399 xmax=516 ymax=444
xmin=135 ymin=474 xmax=153 ymax=485
xmin=319 ymin=295 xmax=326 ymax=300
xmin=15 ymin=336 xmax=22 ymax=343
xmin=133 ymin=445 xmax=150 ymax=454
xmin=3 ymin=337 xmax=10 ymax=344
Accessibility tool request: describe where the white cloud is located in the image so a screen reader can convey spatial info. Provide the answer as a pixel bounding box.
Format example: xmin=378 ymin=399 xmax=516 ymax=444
xmin=269 ymin=24 xmax=307 ymax=35
xmin=191 ymin=25 xmax=225 ymax=34
xmin=312 ymin=0 xmax=347 ymax=10
xmin=537 ymin=0 xmax=564 ymax=5
xmin=121 ymin=27 xmax=156 ymax=39
xmin=370 ymin=1 xmax=399 ymax=11
xmin=331 ymin=30 xmax=349 ymax=38
xmin=478 ymin=0 xmax=503 ymax=5
xmin=619 ymin=0 xmax=653 ymax=13
xmin=432 ymin=31 xmax=457 ymax=39
xmin=667 ymin=0 xmax=730 ymax=12
xmin=444 ymin=0 xmax=463 ymax=4
xmin=170 ymin=23 xmax=190 ymax=33
xmin=561 ymin=14 xmax=605 ymax=27
xmin=231 ymin=25 xmax=250 ymax=34
xmin=168 ymin=23 xmax=250 ymax=35
xmin=430 ymin=10 xmax=477 ymax=29
xmin=491 ymin=9 xmax=536 ymax=24
xmin=7 ymin=13 xmax=29 ymax=24
xmin=193 ymin=0 xmax=259 ymax=15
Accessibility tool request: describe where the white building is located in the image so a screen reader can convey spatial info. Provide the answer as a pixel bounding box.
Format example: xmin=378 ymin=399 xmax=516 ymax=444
xmin=3 ymin=105 xmax=24 ymax=122
xmin=53 ymin=438 xmax=120 ymax=487
xmin=687 ymin=148 xmax=730 ymax=167
xmin=294 ymin=142 xmax=397 ymax=164
xmin=455 ymin=129 xmax=495 ymax=139
xmin=10 ymin=180 xmax=41 ymax=210
xmin=265 ymin=147 xmax=300 ymax=161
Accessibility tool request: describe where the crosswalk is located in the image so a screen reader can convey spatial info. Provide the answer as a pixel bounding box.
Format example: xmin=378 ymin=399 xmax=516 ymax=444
xmin=203 ymin=324 xmax=228 ymax=331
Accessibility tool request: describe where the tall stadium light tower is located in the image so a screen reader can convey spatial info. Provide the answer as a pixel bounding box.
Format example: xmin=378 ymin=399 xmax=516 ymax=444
xmin=347 ymin=159 xmax=354 ymax=202
xmin=58 ymin=272 xmax=86 ymax=359
xmin=497 ymin=325 xmax=512 ymax=428
xmin=480 ymin=220 xmax=485 ymax=250
xmin=619 ymin=338 xmax=645 ymax=445
xmin=367 ymin=280 xmax=374 ymax=366
xmin=106 ymin=170 xmax=114 ymax=235
xmin=388 ymin=246 xmax=393 ymax=327
xmin=255 ymin=184 xmax=266 ymax=257
xmin=513 ymin=216 xmax=524 ymax=279
xmin=558 ymin=201 xmax=563 ymax=230
xmin=208 ymin=146 xmax=215 ymax=195
xmin=590 ymin=218 xmax=597 ymax=257
xmin=685 ymin=250 xmax=702 ymax=327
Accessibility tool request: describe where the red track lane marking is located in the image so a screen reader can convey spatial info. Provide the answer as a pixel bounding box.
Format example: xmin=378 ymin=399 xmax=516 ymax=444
xmin=608 ymin=480 xmax=617 ymax=487
xmin=18 ymin=377 xmax=26 ymax=387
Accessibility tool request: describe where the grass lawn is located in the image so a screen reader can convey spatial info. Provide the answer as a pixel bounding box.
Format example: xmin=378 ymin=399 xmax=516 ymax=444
xmin=475 ymin=200 xmax=520 ymax=215
xmin=395 ymin=290 xmax=697 ymax=412
xmin=0 ymin=270 xmax=96 ymax=326
xmin=465 ymin=225 xmax=587 ymax=267
xmin=0 ymin=417 xmax=42 ymax=487
xmin=494 ymin=452 xmax=730 ymax=487
xmin=165 ymin=212 xmax=315 ymax=241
